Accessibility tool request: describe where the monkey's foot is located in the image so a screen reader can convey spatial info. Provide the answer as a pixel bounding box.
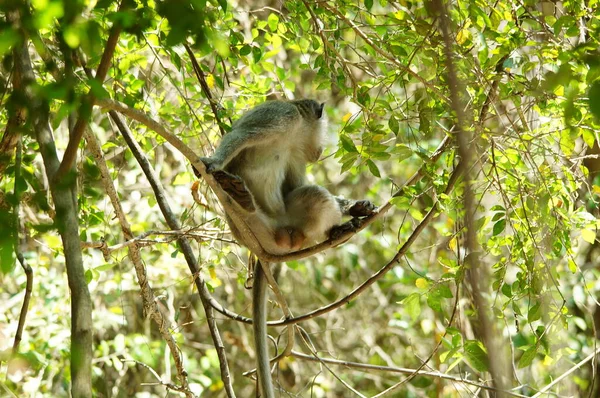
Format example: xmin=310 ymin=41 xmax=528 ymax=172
xmin=329 ymin=218 xmax=364 ymax=240
xmin=212 ymin=170 xmax=256 ymax=212
xmin=348 ymin=200 xmax=377 ymax=218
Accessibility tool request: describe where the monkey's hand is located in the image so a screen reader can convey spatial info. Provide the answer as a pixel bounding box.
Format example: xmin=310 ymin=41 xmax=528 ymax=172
xmin=347 ymin=200 xmax=377 ymax=218
xmin=193 ymin=157 xmax=223 ymax=179
xmin=212 ymin=170 xmax=256 ymax=212
xmin=200 ymin=157 xmax=223 ymax=173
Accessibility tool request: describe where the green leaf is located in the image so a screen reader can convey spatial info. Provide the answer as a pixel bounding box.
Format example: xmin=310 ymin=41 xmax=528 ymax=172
xmin=582 ymin=129 xmax=595 ymax=149
xmin=528 ymin=302 xmax=542 ymax=323
xmin=0 ymin=235 xmax=16 ymax=274
xmin=388 ymin=116 xmax=399 ymax=135
xmin=0 ymin=29 xmax=19 ymax=57
xmin=365 ymin=0 xmax=374 ymax=10
xmin=588 ymin=81 xmax=600 ymax=120
xmin=501 ymin=283 xmax=512 ymax=297
xmin=437 ymin=284 xmax=453 ymax=298
xmin=239 ymin=44 xmax=252 ymax=56
xmin=63 ymin=25 xmax=81 ymax=48
xmin=401 ymin=293 xmax=421 ymax=321
xmin=252 ymin=46 xmax=263 ymax=63
xmin=518 ymin=346 xmax=537 ymax=368
xmin=391 ymin=144 xmax=413 ymax=162
xmin=340 ymin=135 xmax=359 ymax=153
xmin=94 ymin=263 xmax=117 ymax=272
xmin=267 ymin=13 xmax=279 ymax=32
xmin=568 ymin=259 xmax=577 ymax=273
xmin=366 ymin=159 xmax=381 ymax=177
xmin=492 ymin=219 xmax=506 ymax=236
xmin=464 ymin=340 xmax=489 ymax=372
xmin=88 ymin=79 xmax=109 ymax=99
xmin=85 ymin=269 xmax=93 ymax=284
xmin=426 ymin=293 xmax=442 ymax=312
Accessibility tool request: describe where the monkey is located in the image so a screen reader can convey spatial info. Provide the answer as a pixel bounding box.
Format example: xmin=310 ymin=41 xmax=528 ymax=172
xmin=201 ymin=99 xmax=371 ymax=253
xmin=199 ymin=99 xmax=375 ymax=397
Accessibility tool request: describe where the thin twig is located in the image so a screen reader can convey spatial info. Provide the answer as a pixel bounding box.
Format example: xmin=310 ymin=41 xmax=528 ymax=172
xmin=531 ymin=348 xmax=600 ymax=398
xmin=183 ymin=43 xmax=229 ymax=136
xmin=80 ymin=227 xmax=236 ymax=259
xmin=85 ymin=128 xmax=195 ymax=398
xmin=12 ymin=139 xmax=33 ymax=354
xmin=124 ymin=360 xmax=191 ymax=394
xmin=291 ymin=351 xmax=529 ymax=398
xmin=372 ymin=281 xmax=461 ymax=397
xmin=320 ymin=1 xmax=450 ymax=104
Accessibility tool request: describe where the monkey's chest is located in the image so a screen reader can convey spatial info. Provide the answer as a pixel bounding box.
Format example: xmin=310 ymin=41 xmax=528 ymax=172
xmin=235 ymin=146 xmax=291 ymax=216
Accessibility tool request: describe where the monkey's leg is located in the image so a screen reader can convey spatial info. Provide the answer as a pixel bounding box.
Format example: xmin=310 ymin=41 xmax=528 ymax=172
xmin=210 ymin=170 xmax=256 ymax=212
xmin=280 ymin=185 xmax=343 ymax=249
xmin=329 ymin=218 xmax=366 ymax=240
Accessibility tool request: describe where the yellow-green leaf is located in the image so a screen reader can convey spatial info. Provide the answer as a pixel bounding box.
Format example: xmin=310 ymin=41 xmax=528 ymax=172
xmin=582 ymin=229 xmax=596 ymax=244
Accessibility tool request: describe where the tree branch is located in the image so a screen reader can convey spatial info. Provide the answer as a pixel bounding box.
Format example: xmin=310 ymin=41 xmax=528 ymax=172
xmin=54 ymin=5 xmax=123 ymax=180
xmin=11 ymin=9 xmax=93 ymax=396
xmin=432 ymin=0 xmax=513 ymax=392
xmin=183 ymin=43 xmax=229 ymax=136
xmin=108 ymin=111 xmax=237 ymax=398
xmin=85 ymin=128 xmax=195 ymax=398
xmin=291 ymin=351 xmax=528 ymax=398
xmin=11 ymin=139 xmax=33 ymax=355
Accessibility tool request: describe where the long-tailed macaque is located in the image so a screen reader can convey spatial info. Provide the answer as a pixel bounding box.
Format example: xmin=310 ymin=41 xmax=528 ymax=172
xmin=200 ymin=99 xmax=374 ymax=397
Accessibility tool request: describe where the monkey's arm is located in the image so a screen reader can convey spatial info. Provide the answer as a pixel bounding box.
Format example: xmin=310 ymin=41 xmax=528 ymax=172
xmin=199 ymin=130 xmax=268 ymax=172
xmin=202 ymin=102 xmax=302 ymax=172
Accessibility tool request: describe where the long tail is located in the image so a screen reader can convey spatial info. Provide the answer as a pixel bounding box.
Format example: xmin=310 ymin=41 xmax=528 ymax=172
xmin=253 ymin=261 xmax=274 ymax=397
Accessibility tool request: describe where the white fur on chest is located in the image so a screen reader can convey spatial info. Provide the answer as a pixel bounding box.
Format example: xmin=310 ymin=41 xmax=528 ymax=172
xmin=239 ymin=141 xmax=292 ymax=216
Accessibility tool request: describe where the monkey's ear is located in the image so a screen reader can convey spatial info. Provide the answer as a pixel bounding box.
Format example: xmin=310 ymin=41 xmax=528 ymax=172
xmin=316 ymin=102 xmax=325 ymax=119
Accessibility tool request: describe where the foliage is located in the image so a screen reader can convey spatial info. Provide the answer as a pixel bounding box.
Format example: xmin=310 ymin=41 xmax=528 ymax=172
xmin=1 ymin=0 xmax=600 ymax=396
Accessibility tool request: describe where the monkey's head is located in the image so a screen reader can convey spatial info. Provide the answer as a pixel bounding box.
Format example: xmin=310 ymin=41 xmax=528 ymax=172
xmin=291 ymin=99 xmax=325 ymax=120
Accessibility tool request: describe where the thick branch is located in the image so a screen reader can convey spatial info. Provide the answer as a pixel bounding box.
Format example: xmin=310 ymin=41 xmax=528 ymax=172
xmin=108 ymin=111 xmax=236 ymax=398
xmin=12 ymin=15 xmax=93 ymax=397
xmin=433 ymin=0 xmax=512 ymax=392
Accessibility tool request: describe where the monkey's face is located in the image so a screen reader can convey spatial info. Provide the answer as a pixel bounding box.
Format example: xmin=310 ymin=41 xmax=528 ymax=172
xmin=292 ymin=99 xmax=325 ymax=120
